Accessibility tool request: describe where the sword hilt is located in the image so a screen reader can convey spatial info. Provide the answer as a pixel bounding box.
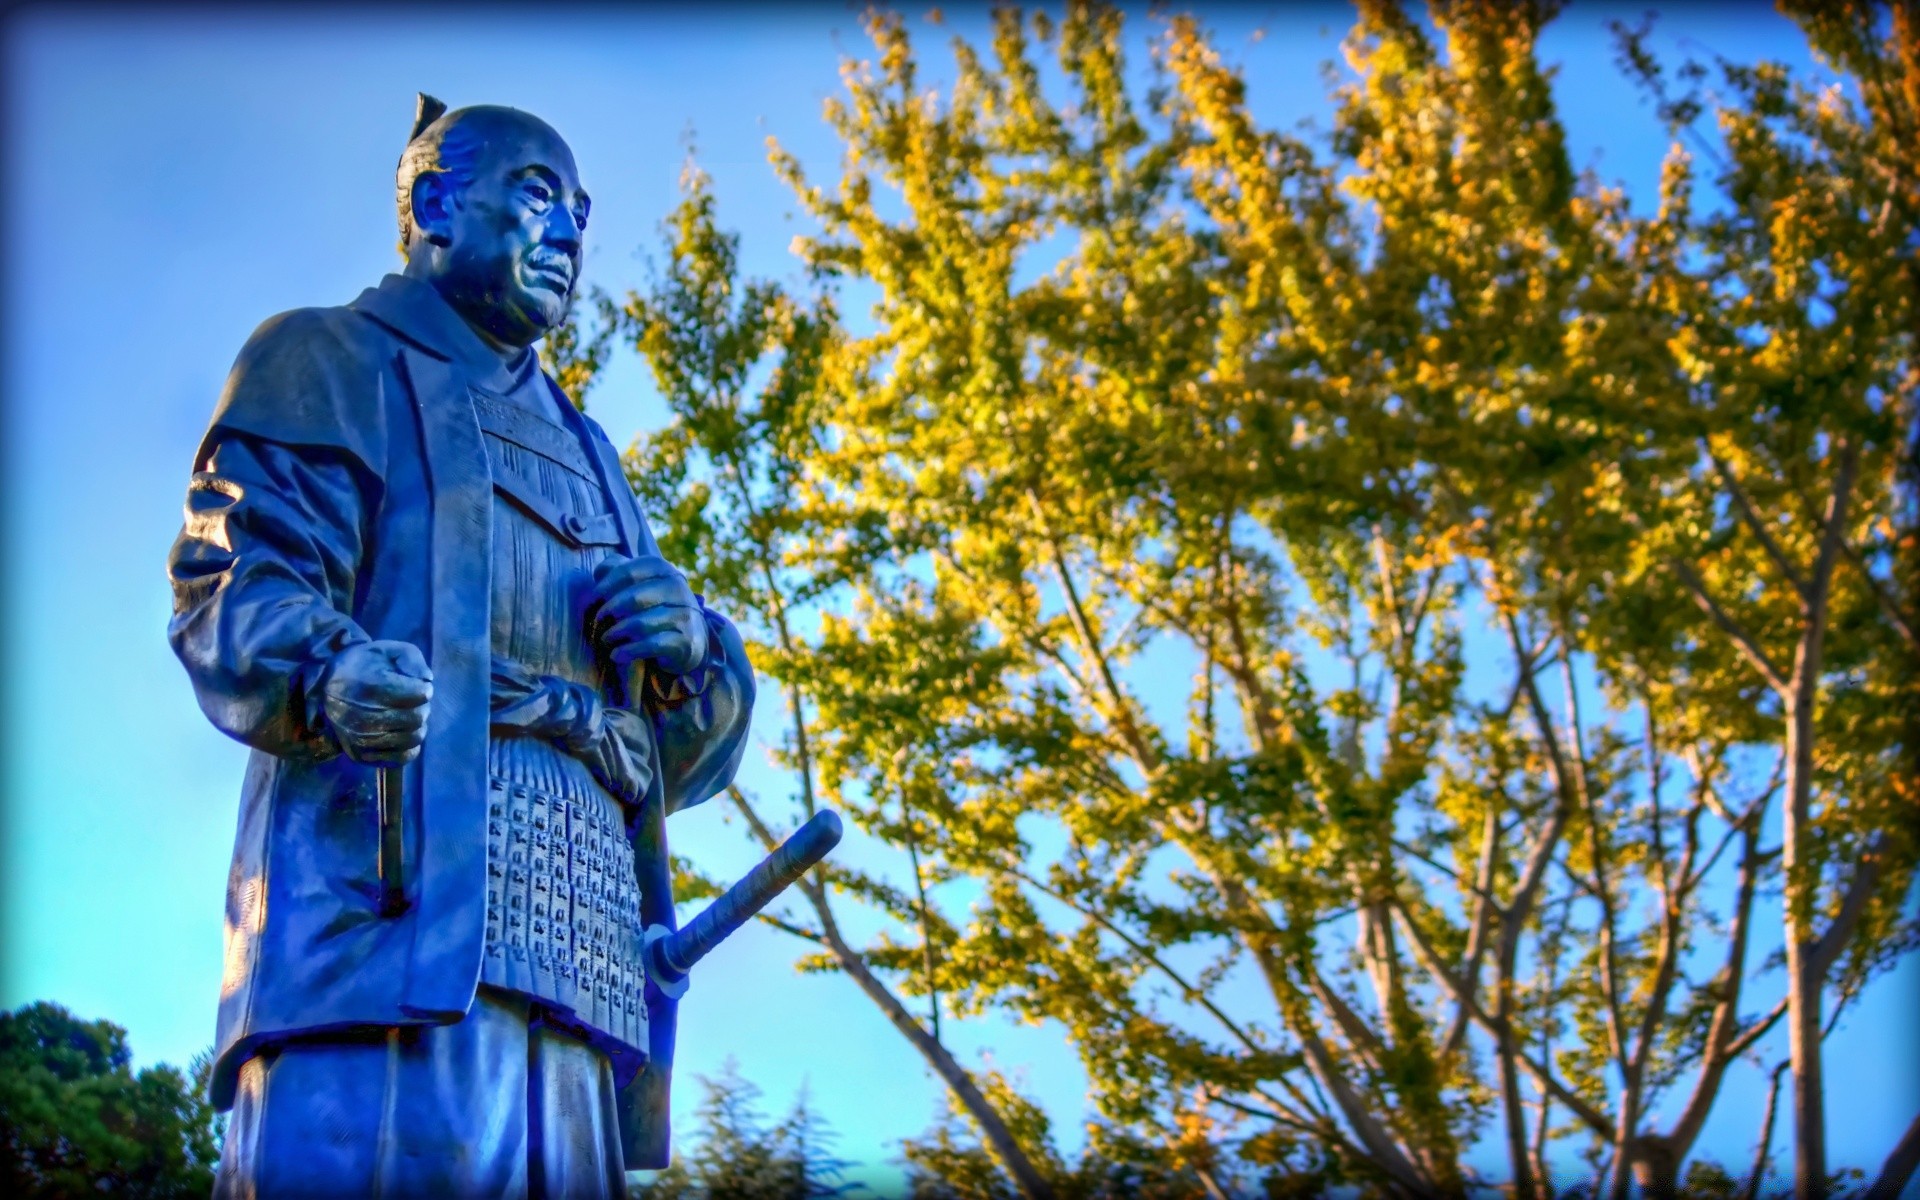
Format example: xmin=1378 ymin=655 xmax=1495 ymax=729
xmin=376 ymin=766 xmax=408 ymax=917
xmin=645 ymin=809 xmax=843 ymax=998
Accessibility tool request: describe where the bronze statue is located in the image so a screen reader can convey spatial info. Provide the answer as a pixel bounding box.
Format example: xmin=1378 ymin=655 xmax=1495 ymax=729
xmin=168 ymin=94 xmax=836 ymax=1197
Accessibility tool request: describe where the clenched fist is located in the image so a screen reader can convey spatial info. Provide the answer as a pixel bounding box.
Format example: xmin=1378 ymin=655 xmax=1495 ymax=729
xmin=319 ymin=640 xmax=434 ymax=764
xmin=587 ymin=555 xmax=708 ymax=675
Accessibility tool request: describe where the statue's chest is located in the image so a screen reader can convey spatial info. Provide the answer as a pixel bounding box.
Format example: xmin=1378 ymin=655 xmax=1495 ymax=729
xmin=472 ymin=390 xmax=623 ymax=687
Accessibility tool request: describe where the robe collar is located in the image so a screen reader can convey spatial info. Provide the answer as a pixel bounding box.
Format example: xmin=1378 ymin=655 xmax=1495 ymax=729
xmin=350 ymin=273 xmax=533 ymax=392
xmin=352 ymin=271 xmax=646 ymax=560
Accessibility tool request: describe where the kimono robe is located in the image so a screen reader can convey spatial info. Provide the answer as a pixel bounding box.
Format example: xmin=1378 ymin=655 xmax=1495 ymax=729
xmin=167 ymin=271 xmax=753 ymax=1173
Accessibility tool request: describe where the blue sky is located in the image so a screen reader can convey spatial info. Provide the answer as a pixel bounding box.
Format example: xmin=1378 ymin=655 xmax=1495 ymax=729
xmin=3 ymin=2 xmax=1913 ymax=1191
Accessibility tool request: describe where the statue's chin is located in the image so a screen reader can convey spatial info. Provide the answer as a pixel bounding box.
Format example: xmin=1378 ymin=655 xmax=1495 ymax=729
xmin=472 ymin=288 xmax=566 ymax=349
xmin=515 ymin=285 xmax=569 ymax=336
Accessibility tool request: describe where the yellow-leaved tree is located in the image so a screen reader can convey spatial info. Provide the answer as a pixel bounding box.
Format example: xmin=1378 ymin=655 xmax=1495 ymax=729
xmin=555 ymin=4 xmax=1917 ymax=1197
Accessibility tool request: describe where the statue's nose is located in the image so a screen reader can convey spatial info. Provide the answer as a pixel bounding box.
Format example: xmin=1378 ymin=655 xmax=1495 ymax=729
xmin=545 ymin=206 xmax=583 ymax=254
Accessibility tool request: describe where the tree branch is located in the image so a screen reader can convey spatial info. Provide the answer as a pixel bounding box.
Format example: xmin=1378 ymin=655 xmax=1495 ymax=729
xmin=1010 ymin=868 xmax=1278 ymax=1066
xmin=1027 ymin=490 xmax=1160 ymax=773
xmin=1666 ymin=818 xmax=1765 ymax=1155
xmin=1742 ymin=1061 xmax=1789 ymax=1200
xmin=1670 ymin=558 xmax=1791 ymax=697
xmin=1809 ymin=834 xmax=1892 ymax=981
xmin=1725 ymin=997 xmax=1791 ymax=1061
xmin=728 ymin=787 xmax=1057 ymax=1200
xmin=1806 ymin=437 xmax=1863 ymax=631
xmin=1841 ymin=535 xmax=1919 ymax=651
xmin=1439 ymin=807 xmax=1503 ymax=1060
xmin=756 ymin=912 xmax=827 ymax=944
xmin=1706 ymin=443 xmax=1810 ymax=602
xmin=1867 ymin=1110 xmax=1920 ymax=1200
xmin=1393 ymin=900 xmax=1615 ymax=1139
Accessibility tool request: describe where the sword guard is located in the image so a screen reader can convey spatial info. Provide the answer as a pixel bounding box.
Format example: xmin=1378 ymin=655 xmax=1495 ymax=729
xmin=643 ymin=925 xmax=691 ymax=1000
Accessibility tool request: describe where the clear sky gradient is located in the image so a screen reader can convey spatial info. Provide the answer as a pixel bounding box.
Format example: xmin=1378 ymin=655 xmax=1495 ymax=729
xmin=3 ymin=2 xmax=1913 ymax=1191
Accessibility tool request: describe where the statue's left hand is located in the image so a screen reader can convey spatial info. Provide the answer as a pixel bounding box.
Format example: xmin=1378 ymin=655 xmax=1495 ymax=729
xmin=587 ymin=554 xmax=709 ymax=675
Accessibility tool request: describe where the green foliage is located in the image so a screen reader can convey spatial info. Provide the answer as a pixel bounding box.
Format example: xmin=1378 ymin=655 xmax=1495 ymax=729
xmin=1674 ymin=1159 xmax=1738 ymax=1199
xmin=541 ymin=287 xmax=622 ymax=410
xmin=599 ymin=3 xmax=1916 ymax=1196
xmin=0 ymin=1002 xmax=222 ymax=1199
xmin=901 ymin=1074 xmax=1319 ymax=1200
xmin=630 ymin=1059 xmax=855 ymax=1200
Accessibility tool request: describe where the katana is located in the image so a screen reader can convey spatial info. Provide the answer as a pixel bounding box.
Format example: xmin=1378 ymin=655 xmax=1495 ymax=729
xmin=643 ymin=809 xmax=843 ymax=998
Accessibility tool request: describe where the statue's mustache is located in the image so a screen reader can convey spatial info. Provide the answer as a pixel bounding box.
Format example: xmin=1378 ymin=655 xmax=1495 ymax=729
xmin=524 ymin=249 xmax=574 ymax=286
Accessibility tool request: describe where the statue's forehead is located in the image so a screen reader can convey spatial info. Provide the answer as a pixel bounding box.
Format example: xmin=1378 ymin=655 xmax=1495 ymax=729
xmin=464 ymin=113 xmax=581 ymax=183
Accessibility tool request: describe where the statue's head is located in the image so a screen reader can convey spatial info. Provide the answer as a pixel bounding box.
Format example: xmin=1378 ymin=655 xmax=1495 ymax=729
xmin=396 ymin=94 xmax=589 ymax=349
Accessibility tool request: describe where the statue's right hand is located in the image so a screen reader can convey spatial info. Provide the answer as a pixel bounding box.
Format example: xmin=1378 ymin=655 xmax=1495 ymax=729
xmin=319 ymin=640 xmax=434 ymax=764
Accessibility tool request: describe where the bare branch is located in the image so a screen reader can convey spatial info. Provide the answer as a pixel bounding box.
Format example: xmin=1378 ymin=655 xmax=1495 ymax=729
xmin=728 ymin=787 xmax=1058 ymax=1200
xmin=1866 ymin=1110 xmax=1920 ymax=1200
xmin=1725 ymin=997 xmax=1791 ymax=1061
xmin=1742 ymin=1061 xmax=1789 ymax=1200
xmin=758 ymin=912 xmax=828 ymax=944
xmin=1670 ymin=558 xmax=1791 ymax=696
xmin=1809 ymin=834 xmax=1892 ymax=981
xmin=1393 ymin=900 xmax=1615 ymax=1139
xmin=1706 ymin=444 xmax=1810 ymax=601
xmin=1841 ymin=535 xmax=1919 ymax=650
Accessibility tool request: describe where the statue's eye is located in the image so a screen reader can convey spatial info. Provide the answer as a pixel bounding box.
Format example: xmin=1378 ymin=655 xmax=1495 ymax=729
xmin=525 ymin=182 xmax=553 ymax=205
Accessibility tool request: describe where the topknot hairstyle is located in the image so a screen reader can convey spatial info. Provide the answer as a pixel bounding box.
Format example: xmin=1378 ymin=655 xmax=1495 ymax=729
xmin=394 ymin=93 xmax=480 ymax=256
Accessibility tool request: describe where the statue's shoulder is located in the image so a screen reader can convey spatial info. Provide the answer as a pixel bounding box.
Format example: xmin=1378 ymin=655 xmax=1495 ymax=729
xmin=204 ymin=303 xmax=399 ymax=472
xmin=231 ymin=303 xmax=392 ymax=381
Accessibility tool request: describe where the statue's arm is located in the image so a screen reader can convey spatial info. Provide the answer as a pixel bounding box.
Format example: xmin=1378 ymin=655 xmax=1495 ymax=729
xmin=641 ymin=602 xmax=756 ymax=815
xmin=166 ymin=433 xmax=374 ymax=758
xmin=573 ymin=408 xmax=755 ymax=813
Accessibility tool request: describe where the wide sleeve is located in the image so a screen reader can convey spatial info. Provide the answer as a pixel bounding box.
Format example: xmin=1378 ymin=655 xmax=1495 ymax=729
xmin=166 ymin=432 xmax=375 ymax=758
xmin=199 ymin=307 xmax=390 ymax=473
xmin=638 ymin=600 xmax=755 ymax=815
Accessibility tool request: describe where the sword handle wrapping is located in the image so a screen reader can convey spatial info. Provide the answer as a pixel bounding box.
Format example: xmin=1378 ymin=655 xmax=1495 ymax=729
xmin=647 ymin=809 xmax=843 ymax=992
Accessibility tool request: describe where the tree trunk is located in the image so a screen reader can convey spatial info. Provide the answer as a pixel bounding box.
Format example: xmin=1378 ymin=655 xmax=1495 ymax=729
xmin=1784 ymin=697 xmax=1827 ymax=1200
xmin=1495 ymin=977 xmax=1538 ymax=1200
xmin=1629 ymin=1137 xmax=1680 ymax=1200
xmin=1782 ymin=439 xmax=1860 ymax=1200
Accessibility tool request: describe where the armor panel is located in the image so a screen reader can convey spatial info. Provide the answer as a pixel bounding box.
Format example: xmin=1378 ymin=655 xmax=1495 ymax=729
xmin=475 ymin=373 xmax=651 ymax=1061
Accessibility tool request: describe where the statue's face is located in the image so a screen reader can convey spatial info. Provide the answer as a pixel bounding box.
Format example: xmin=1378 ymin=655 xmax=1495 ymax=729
xmin=415 ymin=116 xmax=590 ymax=348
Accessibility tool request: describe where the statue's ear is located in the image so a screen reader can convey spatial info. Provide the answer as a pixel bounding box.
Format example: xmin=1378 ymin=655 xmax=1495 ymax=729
xmin=410 ymin=92 xmax=447 ymax=142
xmin=410 ymin=170 xmax=456 ymax=247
